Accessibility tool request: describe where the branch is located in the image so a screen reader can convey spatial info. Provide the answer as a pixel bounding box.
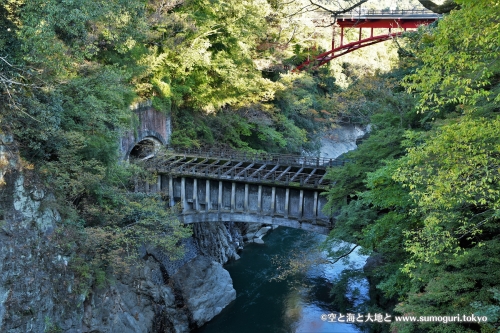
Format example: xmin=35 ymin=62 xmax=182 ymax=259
xmin=417 ymin=0 xmax=460 ymax=14
xmin=309 ymin=0 xmax=369 ymax=16
xmin=327 ymin=244 xmax=359 ymax=265
xmin=0 ymin=56 xmax=43 ymax=122
xmin=285 ymin=26 xmax=298 ymax=46
xmin=286 ymin=3 xmax=316 ymax=18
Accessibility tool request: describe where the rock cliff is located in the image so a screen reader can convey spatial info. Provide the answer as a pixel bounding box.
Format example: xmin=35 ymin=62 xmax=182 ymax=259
xmin=0 ymin=136 xmax=241 ymax=333
xmin=320 ymin=124 xmax=369 ymax=160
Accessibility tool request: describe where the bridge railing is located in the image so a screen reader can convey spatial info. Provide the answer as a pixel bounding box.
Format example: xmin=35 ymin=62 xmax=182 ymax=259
xmin=156 ymin=160 xmax=331 ymax=188
xmin=337 ymin=8 xmax=440 ymax=18
xmin=156 ymin=146 xmax=346 ymax=168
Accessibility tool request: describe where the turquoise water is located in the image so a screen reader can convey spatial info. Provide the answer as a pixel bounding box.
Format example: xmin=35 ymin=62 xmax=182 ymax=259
xmin=193 ymin=227 xmax=368 ymax=333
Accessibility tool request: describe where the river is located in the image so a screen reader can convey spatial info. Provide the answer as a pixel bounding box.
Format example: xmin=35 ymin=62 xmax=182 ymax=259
xmin=193 ymin=226 xmax=369 ymax=333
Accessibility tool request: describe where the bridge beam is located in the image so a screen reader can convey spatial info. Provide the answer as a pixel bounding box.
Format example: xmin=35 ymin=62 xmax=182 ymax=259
xmin=179 ymin=213 xmax=331 ymax=235
xmin=189 ymin=158 xmax=209 ymax=172
xmin=304 ymin=168 xmax=317 ymax=183
xmin=215 ymin=161 xmax=232 ymax=176
xmin=177 ymin=158 xmax=198 ymax=173
xmin=169 ymin=157 xmax=189 ymax=169
xmin=318 ymin=172 xmax=328 ymax=185
xmin=290 ymin=167 xmax=304 ymax=182
xmin=249 ymin=164 xmax=267 ymax=179
xmin=198 ymin=159 xmax=220 ymax=174
xmin=223 ymin=162 xmax=243 ymax=177
xmin=236 ymin=163 xmax=254 ymax=178
xmin=276 ymin=166 xmax=292 ymax=182
xmin=264 ymin=164 xmax=280 ymax=180
xmin=157 ymin=173 xmax=332 ymax=234
xmin=294 ymin=10 xmax=439 ymax=72
xmin=157 ymin=155 xmax=177 ymax=168
xmin=146 ymin=148 xmax=342 ymax=233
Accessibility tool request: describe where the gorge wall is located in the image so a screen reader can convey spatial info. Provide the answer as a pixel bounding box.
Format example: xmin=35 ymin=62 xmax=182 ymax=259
xmin=0 ymin=135 xmax=248 ymax=333
xmin=0 ymin=123 xmax=364 ymax=333
xmin=320 ymin=124 xmax=369 ymax=160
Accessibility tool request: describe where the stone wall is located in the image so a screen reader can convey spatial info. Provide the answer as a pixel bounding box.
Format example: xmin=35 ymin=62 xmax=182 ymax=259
xmin=120 ymin=105 xmax=171 ymax=159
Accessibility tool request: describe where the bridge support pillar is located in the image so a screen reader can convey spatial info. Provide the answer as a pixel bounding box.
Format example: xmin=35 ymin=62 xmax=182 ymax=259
xmin=218 ymin=181 xmax=223 ymax=211
xmin=244 ymin=184 xmax=249 ymax=211
xmin=231 ymin=182 xmax=236 ymax=213
xmin=313 ymin=191 xmax=318 ymax=222
xmin=193 ymin=178 xmax=199 ymax=211
xmin=156 ymin=175 xmax=161 ymax=193
xmin=257 ymin=185 xmax=262 ymax=213
xmin=284 ymin=188 xmax=289 ymax=218
xmin=169 ymin=176 xmax=174 ymax=207
xmin=181 ymin=177 xmax=188 ymax=212
xmin=206 ymin=179 xmax=211 ymax=211
xmin=299 ymin=190 xmax=304 ymax=218
xmin=271 ymin=186 xmax=276 ymax=216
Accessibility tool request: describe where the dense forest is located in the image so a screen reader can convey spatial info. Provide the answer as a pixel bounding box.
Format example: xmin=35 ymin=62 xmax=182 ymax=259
xmin=321 ymin=1 xmax=500 ymax=332
xmin=1 ymin=0 xmax=499 ymax=332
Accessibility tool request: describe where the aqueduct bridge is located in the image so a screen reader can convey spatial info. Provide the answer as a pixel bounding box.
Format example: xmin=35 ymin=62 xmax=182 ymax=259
xmin=137 ymin=148 xmax=345 ymax=235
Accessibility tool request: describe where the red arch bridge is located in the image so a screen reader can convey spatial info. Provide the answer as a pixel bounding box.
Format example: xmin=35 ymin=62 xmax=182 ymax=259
xmin=294 ymin=8 xmax=441 ymax=71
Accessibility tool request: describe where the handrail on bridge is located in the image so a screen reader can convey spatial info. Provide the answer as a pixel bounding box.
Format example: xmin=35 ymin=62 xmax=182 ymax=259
xmin=336 ymin=8 xmax=441 ymax=18
xmin=155 ymin=146 xmax=346 ymax=168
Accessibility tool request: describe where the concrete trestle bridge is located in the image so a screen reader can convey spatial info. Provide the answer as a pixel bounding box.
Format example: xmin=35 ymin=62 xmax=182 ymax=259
xmin=137 ymin=147 xmax=345 ymax=234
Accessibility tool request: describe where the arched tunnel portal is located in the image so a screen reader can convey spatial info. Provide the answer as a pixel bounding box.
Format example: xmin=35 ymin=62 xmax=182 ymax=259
xmin=128 ymin=136 xmax=163 ymax=160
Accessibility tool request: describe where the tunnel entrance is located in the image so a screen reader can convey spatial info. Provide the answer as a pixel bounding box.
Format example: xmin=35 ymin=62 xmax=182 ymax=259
xmin=128 ymin=137 xmax=161 ymax=160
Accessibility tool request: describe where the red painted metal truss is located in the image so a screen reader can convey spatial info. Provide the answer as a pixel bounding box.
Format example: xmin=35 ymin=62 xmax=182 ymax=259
xmin=294 ymin=10 xmax=440 ymax=71
xmin=295 ymin=31 xmax=403 ymax=71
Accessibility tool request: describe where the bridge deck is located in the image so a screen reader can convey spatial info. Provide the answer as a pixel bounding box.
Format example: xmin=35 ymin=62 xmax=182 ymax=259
xmin=336 ymin=9 xmax=441 ymax=21
xmin=142 ymin=147 xmax=345 ymax=190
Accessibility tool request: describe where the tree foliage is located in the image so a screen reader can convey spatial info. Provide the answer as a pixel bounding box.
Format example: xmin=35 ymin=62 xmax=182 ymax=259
xmin=0 ymin=0 xmax=193 ymax=290
xmin=5 ymin=0 xmax=498 ymax=330
xmin=323 ymin=1 xmax=500 ymax=331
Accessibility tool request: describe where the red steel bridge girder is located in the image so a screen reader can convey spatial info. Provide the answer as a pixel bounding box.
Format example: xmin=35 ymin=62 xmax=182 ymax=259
xmin=337 ymin=18 xmax=437 ymax=29
xmin=294 ymin=30 xmax=404 ymax=71
xmin=294 ymin=11 xmax=439 ymax=72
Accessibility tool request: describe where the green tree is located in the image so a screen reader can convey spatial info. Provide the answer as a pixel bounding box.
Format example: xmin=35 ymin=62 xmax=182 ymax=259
xmin=1 ymin=0 xmax=193 ymax=290
xmin=322 ymin=1 xmax=500 ymax=332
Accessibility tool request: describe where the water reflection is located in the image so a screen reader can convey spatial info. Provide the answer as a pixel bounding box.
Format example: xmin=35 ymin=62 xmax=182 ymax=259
xmin=194 ymin=226 xmax=368 ymax=333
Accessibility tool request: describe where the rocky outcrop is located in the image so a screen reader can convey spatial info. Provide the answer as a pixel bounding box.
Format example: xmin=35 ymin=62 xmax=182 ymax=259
xmin=193 ymin=222 xmax=243 ymax=264
xmin=320 ymin=124 xmax=369 ymax=160
xmin=82 ymin=257 xmax=173 ymax=333
xmin=172 ymin=256 xmax=235 ymax=327
xmin=81 ymin=252 xmax=236 ymax=333
xmin=0 ymin=136 xmax=76 ymax=333
xmin=236 ymin=222 xmax=274 ymax=244
xmin=0 ymin=137 xmax=238 ymax=333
